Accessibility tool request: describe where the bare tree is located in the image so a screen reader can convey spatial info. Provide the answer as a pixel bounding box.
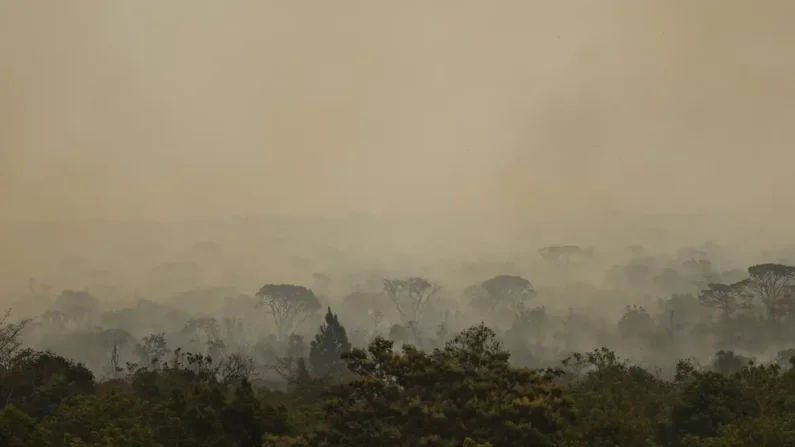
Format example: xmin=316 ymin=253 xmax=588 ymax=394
xmin=383 ymin=277 xmax=440 ymax=324
xmin=269 ymin=334 xmax=307 ymax=384
xmin=134 ymin=332 xmax=170 ymax=367
xmin=256 ymin=284 xmax=321 ymax=342
xmin=162 ymin=348 xmax=255 ymax=385
xmin=217 ymin=352 xmax=256 ymax=385
xmin=0 ymin=309 xmax=31 ymax=368
xmin=105 ymin=344 xmax=123 ymax=379
xmin=738 ymin=263 xmax=795 ymax=320
xmin=181 ymin=317 xmax=222 ymax=346
xmin=698 ymin=282 xmax=753 ymax=320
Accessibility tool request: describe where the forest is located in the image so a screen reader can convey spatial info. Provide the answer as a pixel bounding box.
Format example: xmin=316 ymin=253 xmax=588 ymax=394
xmin=3 ymin=1 xmax=795 ymax=445
xmin=3 ymin=237 xmax=795 ymax=447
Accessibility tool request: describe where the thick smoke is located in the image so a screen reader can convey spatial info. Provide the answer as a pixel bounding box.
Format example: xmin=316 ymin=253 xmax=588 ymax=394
xmin=2 ymin=1 xmax=795 ymax=293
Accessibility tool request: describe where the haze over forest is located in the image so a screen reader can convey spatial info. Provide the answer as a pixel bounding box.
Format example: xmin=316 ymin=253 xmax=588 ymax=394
xmin=2 ymin=1 xmax=795 ymax=297
xmin=6 ymin=3 xmax=795 ymax=445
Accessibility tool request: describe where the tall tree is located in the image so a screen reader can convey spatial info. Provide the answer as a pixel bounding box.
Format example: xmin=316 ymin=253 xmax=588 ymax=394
xmin=309 ymin=307 xmax=351 ymax=379
xmin=738 ymin=263 xmax=795 ymax=320
xmin=383 ymin=277 xmax=440 ymax=324
xmin=474 ymin=275 xmax=535 ymax=315
xmin=698 ymin=282 xmax=752 ymax=320
xmin=0 ymin=309 xmax=30 ymax=368
xmin=256 ymin=284 xmax=321 ymax=342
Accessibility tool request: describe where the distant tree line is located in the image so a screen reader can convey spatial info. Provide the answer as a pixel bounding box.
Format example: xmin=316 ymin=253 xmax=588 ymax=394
xmin=6 ymin=250 xmax=795 ymax=445
xmin=4 ymin=299 xmax=795 ymax=445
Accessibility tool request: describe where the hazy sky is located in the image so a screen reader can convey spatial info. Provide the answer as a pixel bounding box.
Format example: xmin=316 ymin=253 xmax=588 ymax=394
xmin=2 ymin=1 xmax=794 ymax=222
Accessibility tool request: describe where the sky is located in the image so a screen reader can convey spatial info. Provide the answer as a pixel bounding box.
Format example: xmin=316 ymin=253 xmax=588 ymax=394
xmin=2 ymin=1 xmax=795 ymax=223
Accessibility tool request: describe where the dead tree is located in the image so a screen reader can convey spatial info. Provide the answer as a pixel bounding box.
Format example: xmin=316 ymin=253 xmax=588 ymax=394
xmin=0 ymin=309 xmax=30 ymax=368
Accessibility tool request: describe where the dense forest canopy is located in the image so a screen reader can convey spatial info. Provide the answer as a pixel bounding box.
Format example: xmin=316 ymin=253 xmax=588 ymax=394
xmin=4 ymin=243 xmax=795 ymax=445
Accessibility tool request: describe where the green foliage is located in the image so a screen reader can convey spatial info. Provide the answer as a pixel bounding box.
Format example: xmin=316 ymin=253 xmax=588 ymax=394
xmin=263 ymin=434 xmax=309 ymax=446
xmin=130 ymin=366 xmax=290 ymax=446
xmin=8 ymin=317 xmax=795 ymax=446
xmin=463 ymin=438 xmax=493 ymax=447
xmin=0 ymin=405 xmax=48 ymax=446
xmin=562 ymin=348 xmax=671 ymax=446
xmin=0 ymin=350 xmax=95 ymax=419
xmin=313 ymin=323 xmax=573 ymax=446
xmin=38 ymin=389 xmax=156 ymax=447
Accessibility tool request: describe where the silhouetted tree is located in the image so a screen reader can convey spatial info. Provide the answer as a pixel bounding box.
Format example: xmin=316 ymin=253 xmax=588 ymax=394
xmin=309 ymin=307 xmax=351 ymax=379
xmin=0 ymin=309 xmax=30 ymax=367
xmin=383 ymin=276 xmax=440 ymax=323
xmin=698 ymin=282 xmax=752 ymax=320
xmin=256 ymin=284 xmax=321 ymax=342
xmin=739 ymin=263 xmax=795 ymax=320
xmin=617 ymin=305 xmax=653 ymax=339
xmin=710 ymin=350 xmax=753 ymax=375
xmin=470 ymin=275 xmax=535 ymax=316
xmin=270 ymin=334 xmax=308 ymax=385
xmin=134 ymin=332 xmax=170 ymax=367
